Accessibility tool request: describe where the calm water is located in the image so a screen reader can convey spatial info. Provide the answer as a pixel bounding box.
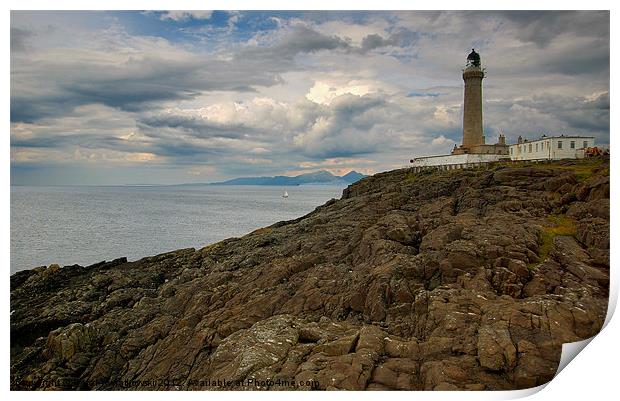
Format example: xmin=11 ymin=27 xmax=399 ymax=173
xmin=10 ymin=185 xmax=346 ymax=273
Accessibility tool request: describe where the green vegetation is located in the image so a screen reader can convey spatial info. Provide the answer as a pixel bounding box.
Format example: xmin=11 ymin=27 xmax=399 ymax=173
xmin=546 ymin=214 xmax=577 ymax=236
xmin=403 ymin=171 xmax=417 ymax=183
xmin=533 ymin=214 xmax=577 ymax=267
xmin=494 ymin=157 xmax=606 ymax=182
xmin=403 ymin=167 xmax=436 ymax=184
xmin=548 ymin=157 xmax=606 ymax=182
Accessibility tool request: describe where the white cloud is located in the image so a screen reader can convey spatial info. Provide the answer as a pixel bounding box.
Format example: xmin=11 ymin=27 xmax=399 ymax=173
xmin=306 ymin=81 xmax=376 ymax=105
xmin=431 ymin=135 xmax=454 ymax=146
xmin=159 ymin=11 xmax=213 ymax=21
xmin=10 ymin=11 xmax=610 ymax=185
xmin=313 ymin=18 xmax=391 ymax=46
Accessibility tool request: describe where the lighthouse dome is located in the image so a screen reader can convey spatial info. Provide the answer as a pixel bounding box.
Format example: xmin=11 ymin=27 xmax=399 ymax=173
xmin=466 ymin=49 xmax=481 ymax=67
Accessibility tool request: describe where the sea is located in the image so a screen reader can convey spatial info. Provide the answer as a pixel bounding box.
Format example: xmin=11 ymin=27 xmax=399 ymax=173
xmin=10 ymin=184 xmax=346 ymax=274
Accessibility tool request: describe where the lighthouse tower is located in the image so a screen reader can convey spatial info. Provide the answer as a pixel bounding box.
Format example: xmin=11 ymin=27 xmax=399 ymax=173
xmin=452 ymin=49 xmax=490 ymax=155
xmin=410 ymin=48 xmax=508 ymax=168
xmin=462 ymin=49 xmax=485 ymax=149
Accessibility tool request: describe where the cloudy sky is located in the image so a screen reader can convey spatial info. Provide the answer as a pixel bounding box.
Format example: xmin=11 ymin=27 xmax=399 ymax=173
xmin=10 ymin=10 xmax=609 ymax=185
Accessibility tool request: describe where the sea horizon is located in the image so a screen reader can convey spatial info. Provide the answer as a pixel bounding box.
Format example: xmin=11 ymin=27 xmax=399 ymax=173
xmin=10 ymin=184 xmax=346 ymax=273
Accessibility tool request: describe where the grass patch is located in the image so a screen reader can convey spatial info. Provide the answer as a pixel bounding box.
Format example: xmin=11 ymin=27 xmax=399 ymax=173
xmin=567 ymin=164 xmax=599 ymax=182
xmin=496 ymin=157 xmax=606 ymax=183
xmin=531 ymin=214 xmax=577 ymax=268
xmin=403 ymin=171 xmax=417 ymax=183
xmin=534 ymin=230 xmax=555 ymax=267
xmin=547 ymin=157 xmax=606 ymax=182
xmin=200 ymin=242 xmax=223 ymax=252
xmin=403 ymin=168 xmax=436 ymax=183
xmin=546 ymin=214 xmax=577 ymax=236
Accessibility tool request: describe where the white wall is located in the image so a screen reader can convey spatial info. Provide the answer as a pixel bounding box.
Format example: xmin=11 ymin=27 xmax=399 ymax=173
xmin=411 ymin=136 xmax=595 ymax=167
xmin=411 ymin=153 xmax=505 ymax=167
xmin=509 ymin=137 xmax=594 ymax=161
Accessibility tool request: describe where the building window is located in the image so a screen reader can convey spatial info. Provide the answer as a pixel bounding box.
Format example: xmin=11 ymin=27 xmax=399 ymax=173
xmin=570 ymin=141 xmax=575 ymax=149
xmin=510 ymin=148 xmax=513 ymax=154
xmin=558 ymin=141 xmax=563 ymax=149
xmin=529 ymin=144 xmax=532 ymax=153
xmin=535 ymin=143 xmax=538 ymax=152
xmin=583 ymin=141 xmax=588 ymax=148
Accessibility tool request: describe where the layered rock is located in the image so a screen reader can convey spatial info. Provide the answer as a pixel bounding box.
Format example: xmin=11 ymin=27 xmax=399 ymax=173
xmin=10 ymin=158 xmax=609 ymax=390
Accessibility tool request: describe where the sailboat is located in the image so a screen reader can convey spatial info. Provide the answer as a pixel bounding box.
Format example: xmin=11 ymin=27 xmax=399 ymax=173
xmin=282 ymin=188 xmax=289 ymax=199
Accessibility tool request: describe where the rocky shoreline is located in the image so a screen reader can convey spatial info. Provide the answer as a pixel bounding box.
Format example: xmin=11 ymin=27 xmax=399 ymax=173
xmin=10 ymin=158 xmax=609 ymax=390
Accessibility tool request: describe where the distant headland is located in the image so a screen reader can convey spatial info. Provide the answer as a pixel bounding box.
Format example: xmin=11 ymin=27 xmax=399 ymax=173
xmin=206 ymin=170 xmax=366 ymax=186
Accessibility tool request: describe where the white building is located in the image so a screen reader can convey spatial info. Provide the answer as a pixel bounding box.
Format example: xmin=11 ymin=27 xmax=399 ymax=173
xmin=409 ymin=50 xmax=598 ymax=170
xmin=410 ymin=153 xmax=506 ymax=171
xmin=509 ymin=135 xmax=595 ymax=161
xmin=410 ymin=135 xmax=596 ymax=170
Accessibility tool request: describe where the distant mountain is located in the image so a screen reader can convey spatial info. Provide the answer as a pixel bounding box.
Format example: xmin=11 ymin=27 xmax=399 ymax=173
xmin=340 ymin=171 xmax=366 ymax=183
xmin=209 ymin=170 xmax=367 ymax=186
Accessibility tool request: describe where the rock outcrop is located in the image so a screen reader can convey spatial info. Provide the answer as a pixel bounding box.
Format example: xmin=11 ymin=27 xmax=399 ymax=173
xmin=10 ymin=158 xmax=609 ymax=390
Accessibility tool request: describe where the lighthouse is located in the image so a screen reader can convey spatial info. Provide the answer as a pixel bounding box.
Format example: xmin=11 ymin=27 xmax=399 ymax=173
xmin=410 ymin=46 xmax=586 ymax=171
xmin=462 ymin=49 xmax=485 ymax=149
xmin=451 ymin=49 xmax=505 ymax=155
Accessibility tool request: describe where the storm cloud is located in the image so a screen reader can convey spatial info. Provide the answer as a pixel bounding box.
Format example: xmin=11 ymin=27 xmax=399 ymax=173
xmin=10 ymin=11 xmax=610 ymax=185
